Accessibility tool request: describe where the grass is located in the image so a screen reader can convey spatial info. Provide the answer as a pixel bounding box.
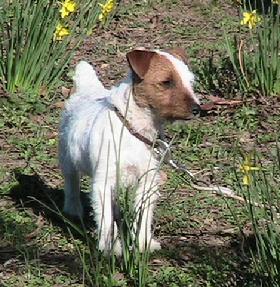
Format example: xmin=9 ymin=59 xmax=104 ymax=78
xmin=0 ymin=0 xmax=280 ymax=286
xmin=0 ymin=0 xmax=103 ymax=93
xmin=225 ymin=1 xmax=280 ymax=96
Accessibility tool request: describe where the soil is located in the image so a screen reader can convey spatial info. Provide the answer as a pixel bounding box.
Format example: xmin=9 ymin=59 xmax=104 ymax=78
xmin=0 ymin=0 xmax=278 ymax=286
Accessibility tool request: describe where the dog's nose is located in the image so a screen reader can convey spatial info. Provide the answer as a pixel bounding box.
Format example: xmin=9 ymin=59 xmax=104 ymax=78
xmin=192 ymin=103 xmax=201 ymax=116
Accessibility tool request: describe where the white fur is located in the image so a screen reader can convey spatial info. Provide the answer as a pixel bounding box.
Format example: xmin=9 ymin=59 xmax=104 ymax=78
xmin=59 ymin=50 xmax=198 ymax=255
xmin=59 ymin=62 xmax=161 ymax=254
xmin=73 ymin=61 xmax=108 ymax=97
xmin=156 ymin=51 xmax=199 ymax=104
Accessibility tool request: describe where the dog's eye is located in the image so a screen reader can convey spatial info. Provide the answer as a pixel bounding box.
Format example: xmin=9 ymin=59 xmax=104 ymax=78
xmin=161 ymin=80 xmax=175 ymax=88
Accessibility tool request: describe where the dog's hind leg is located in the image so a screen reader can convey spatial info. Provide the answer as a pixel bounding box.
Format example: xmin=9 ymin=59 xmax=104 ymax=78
xmin=63 ymin=169 xmax=84 ymax=218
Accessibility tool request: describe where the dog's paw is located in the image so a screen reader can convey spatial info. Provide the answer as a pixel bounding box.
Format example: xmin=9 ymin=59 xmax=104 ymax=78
xmin=139 ymin=238 xmax=161 ymax=252
xmin=149 ymin=239 xmax=161 ymax=251
xmin=113 ymin=239 xmax=122 ymax=256
xmin=98 ymin=238 xmax=122 ymax=256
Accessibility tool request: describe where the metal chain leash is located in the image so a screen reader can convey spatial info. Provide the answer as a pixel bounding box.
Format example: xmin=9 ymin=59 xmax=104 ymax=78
xmin=154 ymin=139 xmax=246 ymax=202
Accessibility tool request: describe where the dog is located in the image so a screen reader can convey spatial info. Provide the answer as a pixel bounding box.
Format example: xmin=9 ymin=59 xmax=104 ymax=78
xmin=59 ymin=48 xmax=201 ymax=254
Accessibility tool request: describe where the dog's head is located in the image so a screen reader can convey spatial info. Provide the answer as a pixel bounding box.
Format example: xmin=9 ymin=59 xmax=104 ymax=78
xmin=127 ymin=48 xmax=200 ymax=120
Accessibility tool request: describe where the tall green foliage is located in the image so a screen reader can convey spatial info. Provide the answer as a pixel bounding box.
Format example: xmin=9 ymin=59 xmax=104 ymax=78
xmin=238 ymin=146 xmax=280 ymax=286
xmin=0 ymin=0 xmax=113 ymax=93
xmin=225 ymin=1 xmax=280 ymax=96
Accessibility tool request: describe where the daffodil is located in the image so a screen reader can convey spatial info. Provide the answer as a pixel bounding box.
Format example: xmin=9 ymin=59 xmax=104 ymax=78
xmin=98 ymin=0 xmax=116 ymax=23
xmin=60 ymin=0 xmax=77 ymax=19
xmin=240 ymin=154 xmax=259 ymax=185
xmin=54 ymin=23 xmax=70 ymax=41
xmin=241 ymin=10 xmax=261 ymax=29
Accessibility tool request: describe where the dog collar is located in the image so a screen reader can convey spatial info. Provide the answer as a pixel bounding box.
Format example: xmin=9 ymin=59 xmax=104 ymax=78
xmin=113 ymin=106 xmax=159 ymax=148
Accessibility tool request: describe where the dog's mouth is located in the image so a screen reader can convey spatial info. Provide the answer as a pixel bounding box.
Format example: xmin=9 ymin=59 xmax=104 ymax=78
xmin=153 ymin=105 xmax=208 ymax=122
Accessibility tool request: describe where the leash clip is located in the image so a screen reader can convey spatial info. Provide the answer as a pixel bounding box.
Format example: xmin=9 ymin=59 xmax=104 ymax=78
xmin=154 ymin=139 xmax=194 ymax=178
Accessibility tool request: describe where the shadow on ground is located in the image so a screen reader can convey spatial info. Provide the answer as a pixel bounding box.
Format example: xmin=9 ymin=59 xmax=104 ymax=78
xmin=0 ymin=171 xmax=95 ymax=283
xmin=9 ymin=170 xmax=94 ymax=233
xmin=158 ymin=236 xmax=261 ymax=287
xmin=4 ymin=171 xmax=264 ymax=286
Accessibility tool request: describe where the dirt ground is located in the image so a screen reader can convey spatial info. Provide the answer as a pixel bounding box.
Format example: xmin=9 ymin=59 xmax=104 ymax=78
xmin=1 ymin=0 xmax=280 ymax=286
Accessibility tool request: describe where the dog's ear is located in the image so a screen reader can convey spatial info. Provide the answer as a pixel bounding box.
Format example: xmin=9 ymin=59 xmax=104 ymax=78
xmin=167 ymin=48 xmax=188 ymax=65
xmin=126 ymin=49 xmax=157 ymax=79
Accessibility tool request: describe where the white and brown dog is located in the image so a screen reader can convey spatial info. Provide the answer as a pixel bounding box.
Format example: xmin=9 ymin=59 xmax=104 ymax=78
xmin=59 ymin=48 xmax=200 ymax=254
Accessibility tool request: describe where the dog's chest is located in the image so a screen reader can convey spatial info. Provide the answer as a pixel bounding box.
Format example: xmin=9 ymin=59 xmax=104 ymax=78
xmin=119 ymin=139 xmax=159 ymax=185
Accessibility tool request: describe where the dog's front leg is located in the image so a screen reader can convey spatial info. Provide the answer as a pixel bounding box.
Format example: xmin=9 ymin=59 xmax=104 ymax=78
xmin=134 ymin=174 xmax=161 ymax=252
xmin=91 ymin=177 xmax=121 ymax=255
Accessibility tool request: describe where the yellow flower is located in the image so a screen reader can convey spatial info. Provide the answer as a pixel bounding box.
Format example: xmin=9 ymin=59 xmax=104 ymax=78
xmin=240 ymin=155 xmax=259 ymax=185
xmin=241 ymin=10 xmax=261 ymax=29
xmin=60 ymin=0 xmax=77 ymax=19
xmin=54 ymin=23 xmax=70 ymax=41
xmin=98 ymin=0 xmax=116 ymax=23
xmin=272 ymin=0 xmax=280 ymax=4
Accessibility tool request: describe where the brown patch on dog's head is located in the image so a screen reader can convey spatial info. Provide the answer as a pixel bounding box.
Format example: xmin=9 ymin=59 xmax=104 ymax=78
xmin=126 ymin=48 xmax=200 ymax=120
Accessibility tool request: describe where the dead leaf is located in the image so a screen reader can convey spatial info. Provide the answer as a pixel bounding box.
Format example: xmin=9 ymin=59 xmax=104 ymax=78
xmin=53 ymin=101 xmax=65 ymax=109
xmin=200 ymin=103 xmax=216 ymax=111
xmin=203 ymin=95 xmax=243 ymax=106
xmin=31 ymin=115 xmax=45 ymax=125
xmin=113 ymin=272 xmax=125 ymax=281
xmin=100 ymin=63 xmax=109 ymax=69
xmin=151 ymin=259 xmax=164 ymax=266
xmin=39 ymin=86 xmax=48 ymax=96
xmin=61 ymin=86 xmax=71 ymax=98
xmin=47 ymin=131 xmax=58 ymax=139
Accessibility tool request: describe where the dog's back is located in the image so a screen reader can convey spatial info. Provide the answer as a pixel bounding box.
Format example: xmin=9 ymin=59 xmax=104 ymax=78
xmin=59 ymin=61 xmax=151 ymax=178
xmin=59 ymin=62 xmax=110 ymax=175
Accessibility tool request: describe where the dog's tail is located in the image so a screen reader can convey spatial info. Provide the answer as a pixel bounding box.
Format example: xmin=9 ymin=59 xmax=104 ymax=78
xmin=73 ymin=61 xmax=107 ymax=97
